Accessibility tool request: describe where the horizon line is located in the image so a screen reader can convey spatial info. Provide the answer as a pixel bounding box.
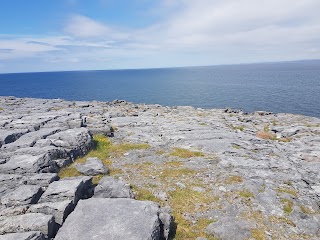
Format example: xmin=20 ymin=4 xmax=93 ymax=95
xmin=1 ymin=58 xmax=319 ymax=75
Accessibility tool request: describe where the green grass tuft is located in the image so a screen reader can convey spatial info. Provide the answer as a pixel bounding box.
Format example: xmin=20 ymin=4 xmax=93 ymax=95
xmin=170 ymin=148 xmax=205 ymax=158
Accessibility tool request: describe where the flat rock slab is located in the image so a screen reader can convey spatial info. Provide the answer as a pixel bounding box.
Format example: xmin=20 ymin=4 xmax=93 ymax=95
xmin=75 ymin=157 xmax=109 ymax=176
xmin=0 ymin=213 xmax=56 ymax=238
xmin=0 ymin=154 xmax=56 ymax=174
xmin=39 ymin=176 xmax=93 ymax=204
xmin=27 ymin=200 xmax=74 ymax=225
xmin=1 ymin=185 xmax=43 ymax=207
xmin=93 ymin=176 xmax=134 ymax=198
xmin=23 ymin=173 xmax=59 ymax=187
xmin=55 ymin=198 xmax=161 ymax=240
xmin=0 ymin=231 xmax=46 ymax=240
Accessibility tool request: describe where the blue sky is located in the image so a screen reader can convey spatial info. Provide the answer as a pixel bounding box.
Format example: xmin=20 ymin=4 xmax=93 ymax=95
xmin=0 ymin=0 xmax=320 ymax=73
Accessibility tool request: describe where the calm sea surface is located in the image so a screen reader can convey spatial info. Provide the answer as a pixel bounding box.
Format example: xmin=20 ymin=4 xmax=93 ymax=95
xmin=0 ymin=61 xmax=319 ymax=117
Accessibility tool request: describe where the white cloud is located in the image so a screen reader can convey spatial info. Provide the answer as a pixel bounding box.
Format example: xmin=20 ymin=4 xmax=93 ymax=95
xmin=1 ymin=0 xmax=320 ymax=72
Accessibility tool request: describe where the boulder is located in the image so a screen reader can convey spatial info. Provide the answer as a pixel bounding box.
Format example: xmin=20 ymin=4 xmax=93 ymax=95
xmin=54 ymin=198 xmax=162 ymax=240
xmin=27 ymin=200 xmax=74 ymax=225
xmin=47 ymin=128 xmax=92 ymax=159
xmin=0 ymin=231 xmax=46 ymax=240
xmin=75 ymin=157 xmax=109 ymax=176
xmin=93 ymin=176 xmax=134 ymax=198
xmin=0 ymin=213 xmax=56 ymax=238
xmin=1 ymin=185 xmax=43 ymax=207
xmin=39 ymin=177 xmax=93 ymax=204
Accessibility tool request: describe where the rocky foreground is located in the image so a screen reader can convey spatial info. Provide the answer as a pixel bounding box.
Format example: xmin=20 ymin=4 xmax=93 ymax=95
xmin=0 ymin=96 xmax=319 ymax=240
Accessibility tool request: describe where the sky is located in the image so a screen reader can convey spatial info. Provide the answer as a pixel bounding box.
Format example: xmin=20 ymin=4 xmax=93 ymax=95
xmin=0 ymin=0 xmax=320 ymax=73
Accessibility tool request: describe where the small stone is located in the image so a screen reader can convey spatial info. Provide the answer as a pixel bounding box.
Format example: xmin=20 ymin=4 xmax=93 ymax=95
xmin=75 ymin=157 xmax=109 ymax=176
xmin=175 ymin=182 xmax=186 ymax=189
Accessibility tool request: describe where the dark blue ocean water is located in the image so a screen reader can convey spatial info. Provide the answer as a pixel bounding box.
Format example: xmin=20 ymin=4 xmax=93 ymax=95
xmin=0 ymin=61 xmax=319 ymax=117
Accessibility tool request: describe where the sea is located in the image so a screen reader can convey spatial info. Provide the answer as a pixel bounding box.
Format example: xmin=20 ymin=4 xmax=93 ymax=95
xmin=0 ymin=61 xmax=319 ymax=118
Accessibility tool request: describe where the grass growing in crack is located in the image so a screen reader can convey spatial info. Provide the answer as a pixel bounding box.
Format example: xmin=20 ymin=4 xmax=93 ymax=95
xmin=170 ymin=148 xmax=205 ymax=158
xmin=131 ymin=186 xmax=161 ymax=203
xmin=238 ymin=189 xmax=254 ymax=198
xmin=168 ymin=187 xmax=218 ymax=239
xmin=281 ymin=198 xmax=293 ymax=214
xmin=251 ymin=228 xmax=267 ymax=240
xmin=159 ymin=168 xmax=196 ymax=180
xmin=58 ymin=135 xmax=146 ymax=182
xmin=0 ymin=107 xmax=4 ymax=111
xmin=269 ymin=216 xmax=296 ymax=227
xmin=256 ymin=131 xmax=277 ymax=140
xmin=109 ymin=142 xmax=150 ymax=158
xmin=300 ymin=205 xmax=314 ymax=214
xmin=224 ymin=175 xmax=243 ymax=184
xmin=276 ymin=187 xmax=298 ymax=197
xmin=231 ymin=124 xmax=245 ymax=131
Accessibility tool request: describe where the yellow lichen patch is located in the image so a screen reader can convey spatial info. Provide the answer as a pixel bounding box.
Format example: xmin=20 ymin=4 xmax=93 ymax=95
xmin=170 ymin=148 xmax=205 ymax=158
xmin=224 ymin=175 xmax=243 ymax=185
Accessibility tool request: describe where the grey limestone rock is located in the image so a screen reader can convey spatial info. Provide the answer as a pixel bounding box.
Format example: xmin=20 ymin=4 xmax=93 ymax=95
xmin=1 ymin=185 xmax=43 ymax=207
xmin=47 ymin=128 xmax=92 ymax=159
xmin=27 ymin=200 xmax=74 ymax=225
xmin=0 ymin=231 xmax=46 ymax=240
xmin=93 ymin=176 xmax=134 ymax=198
xmin=23 ymin=173 xmax=59 ymax=187
xmin=55 ymin=198 xmax=162 ymax=240
xmin=205 ymin=217 xmax=253 ymax=240
xmin=0 ymin=154 xmax=58 ymax=174
xmin=39 ymin=176 xmax=93 ymax=204
xmin=0 ymin=129 xmax=29 ymax=147
xmin=75 ymin=157 xmax=109 ymax=176
xmin=0 ymin=213 xmax=56 ymax=238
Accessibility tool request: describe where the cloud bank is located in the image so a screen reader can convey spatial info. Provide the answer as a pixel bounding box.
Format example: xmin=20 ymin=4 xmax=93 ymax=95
xmin=1 ymin=0 xmax=320 ymax=72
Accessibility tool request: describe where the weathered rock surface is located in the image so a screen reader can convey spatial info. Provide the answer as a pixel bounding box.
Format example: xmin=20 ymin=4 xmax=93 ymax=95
xmin=93 ymin=176 xmax=134 ymax=198
xmin=27 ymin=200 xmax=74 ymax=225
xmin=0 ymin=231 xmax=46 ymax=240
xmin=39 ymin=176 xmax=93 ymax=204
xmin=75 ymin=157 xmax=109 ymax=176
xmin=1 ymin=185 xmax=42 ymax=207
xmin=55 ymin=198 xmax=162 ymax=240
xmin=0 ymin=213 xmax=56 ymax=237
xmin=0 ymin=96 xmax=319 ymax=239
